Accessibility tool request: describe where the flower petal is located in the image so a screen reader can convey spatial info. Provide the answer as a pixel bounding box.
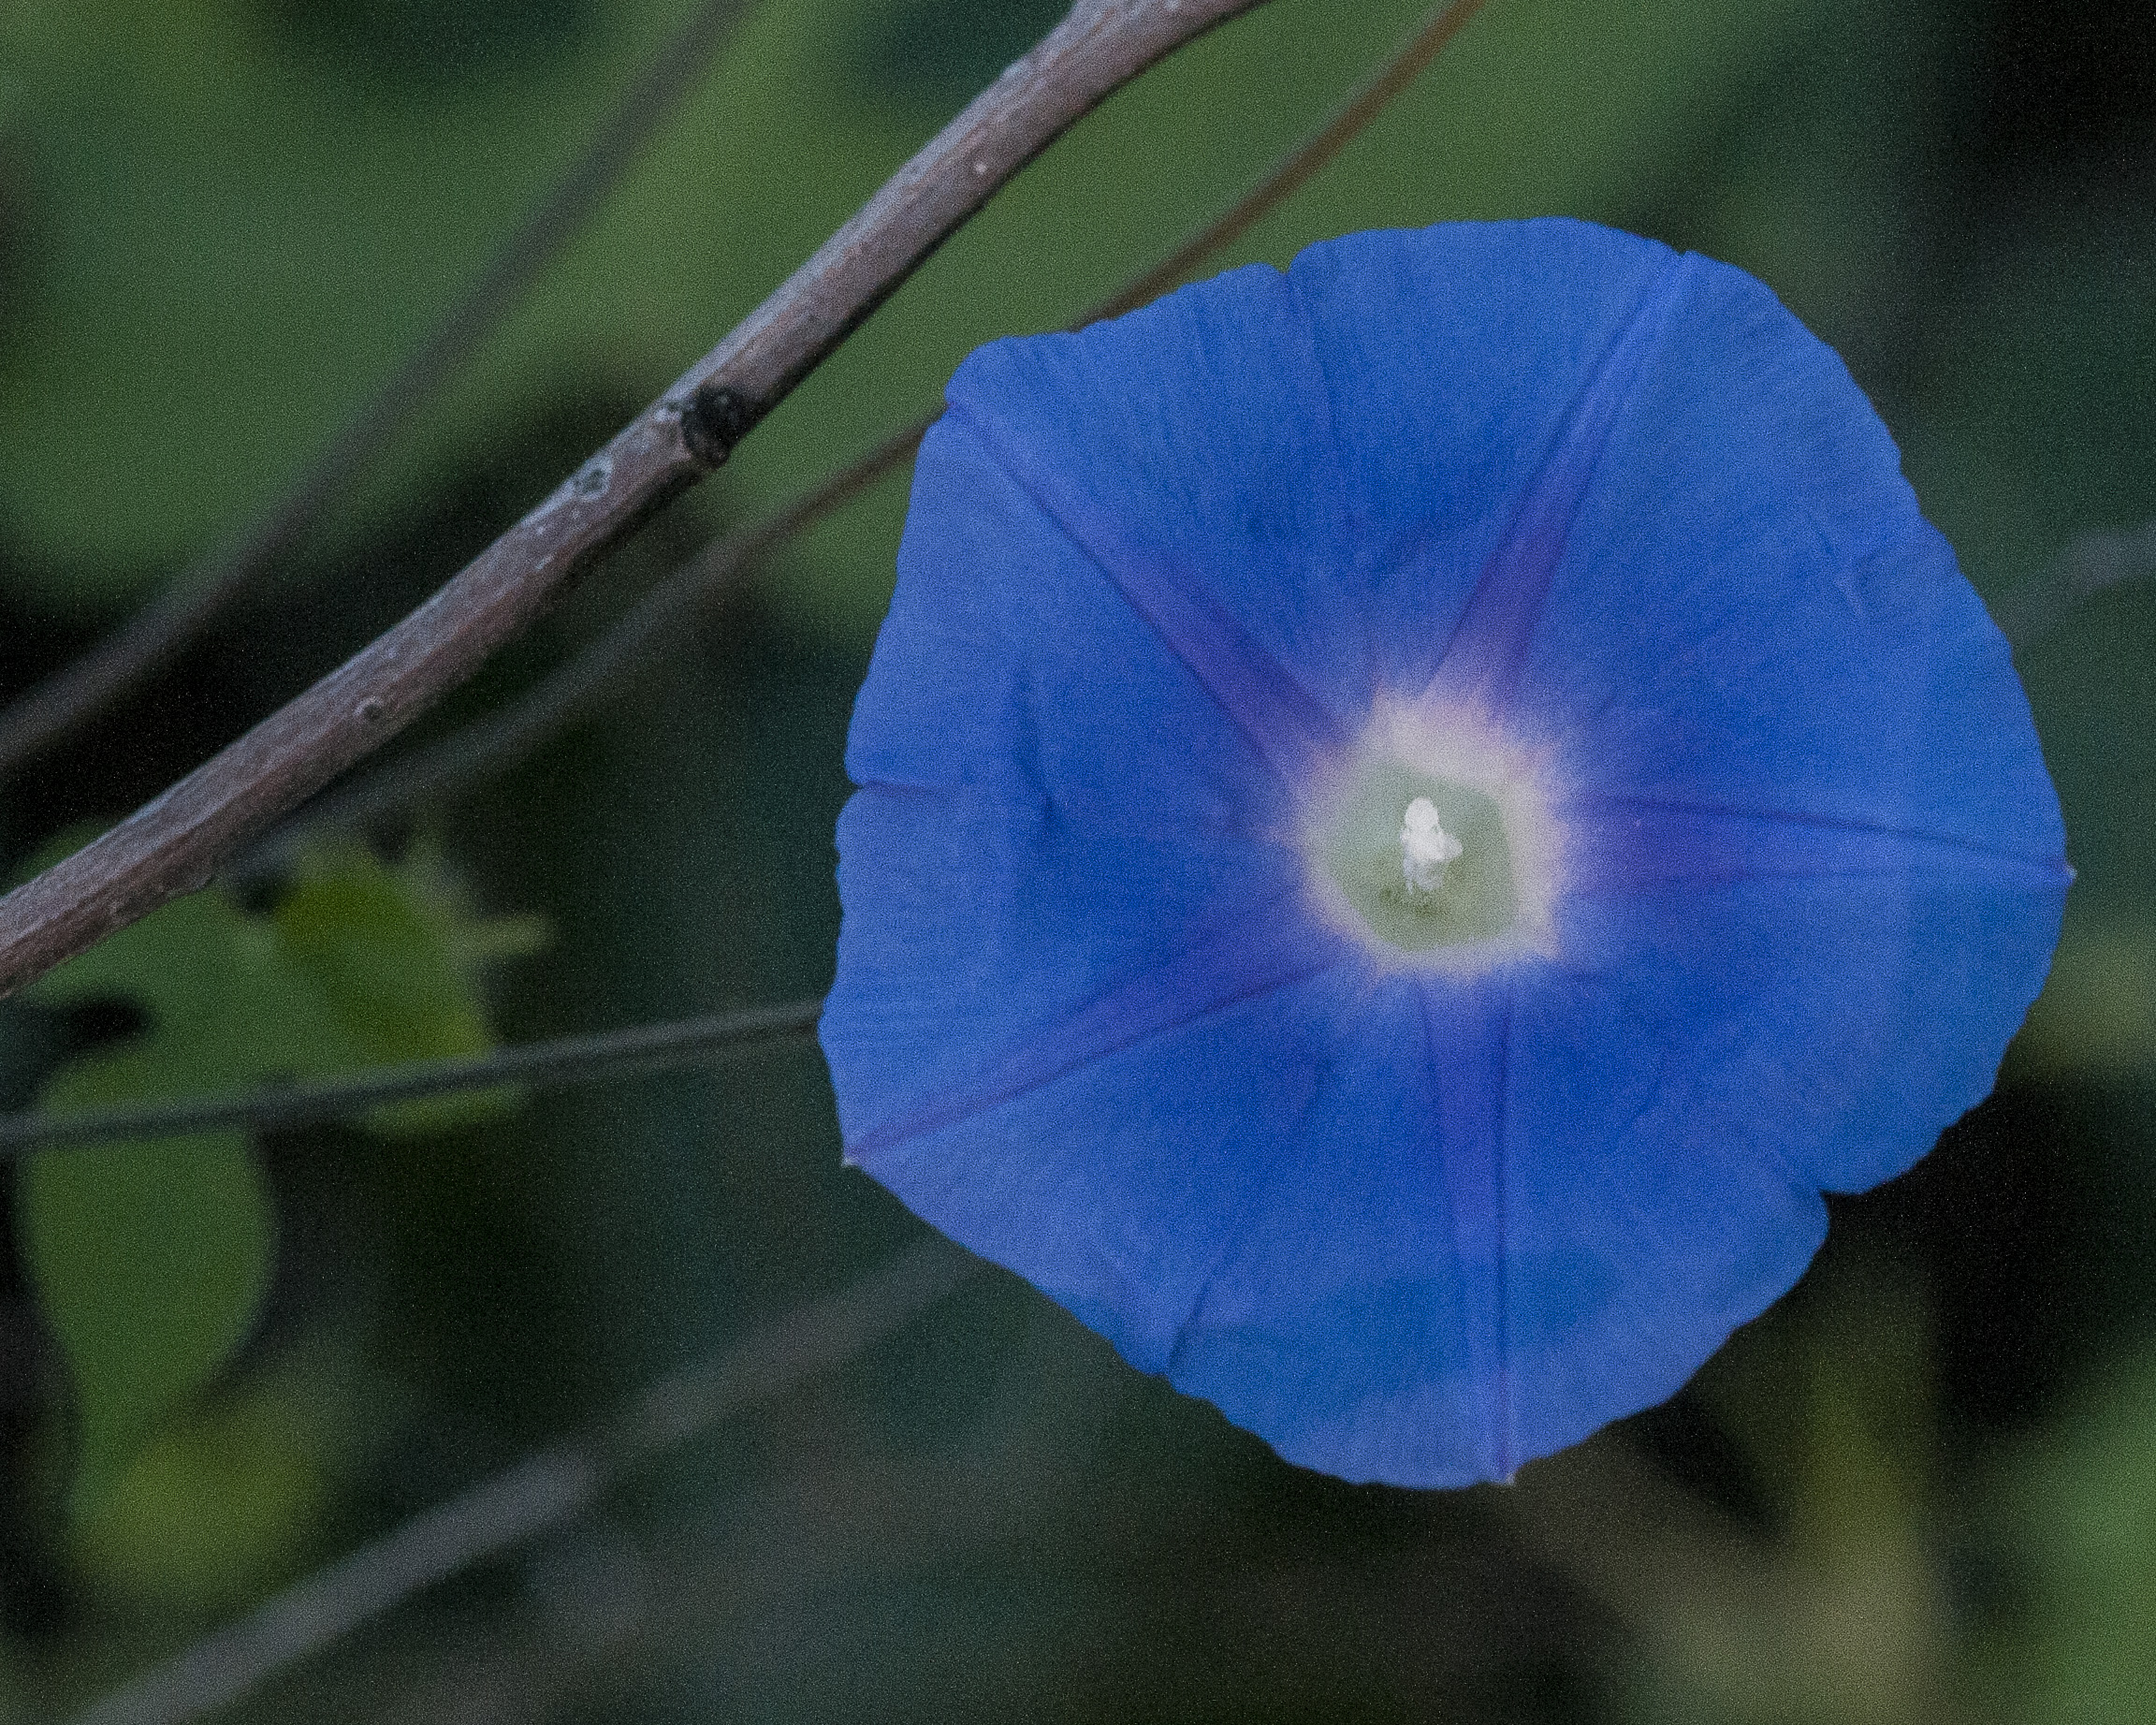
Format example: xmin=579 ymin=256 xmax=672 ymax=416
xmin=1556 ymin=864 xmax=2067 ymax=1194
xmin=843 ymin=410 xmax=1289 ymax=824
xmin=829 ymin=411 xmax=1318 ymax=1132
xmin=840 ymin=955 xmax=1350 ymax=1377
xmin=1164 ymin=972 xmax=1510 ymax=1485
xmin=1496 ymin=253 xmax=2064 ymax=869
xmin=1496 ymin=958 xmax=1830 ymax=1461
xmin=1284 ymin=218 xmax=1681 ymax=699
xmin=944 ymin=262 xmax=1362 ymax=781
xmin=1493 ymin=862 xmax=2063 ymax=1457
xmin=827 ymin=411 xmax=1364 ymax=1368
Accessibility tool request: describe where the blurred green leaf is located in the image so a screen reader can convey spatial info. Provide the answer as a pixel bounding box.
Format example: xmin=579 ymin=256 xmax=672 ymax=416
xmin=18 ymin=843 xmax=532 ymax=1510
xmin=22 ymin=1138 xmax=272 ymax=1525
xmin=2001 ymin=1347 xmax=2156 ymax=1724
xmin=0 ymin=0 xmax=1816 ymax=635
xmin=70 ymin=1343 xmax=371 ymax=1616
xmin=277 ymin=855 xmax=488 ymax=1060
xmin=22 ymin=889 xmax=348 ymax=1513
xmin=2015 ymin=918 xmax=2156 ymax=1080
xmin=264 ymin=0 xmax=593 ymax=83
xmin=275 ymin=840 xmax=544 ymax=1133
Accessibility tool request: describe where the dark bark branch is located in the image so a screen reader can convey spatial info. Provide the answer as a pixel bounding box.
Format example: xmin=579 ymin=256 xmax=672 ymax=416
xmin=247 ymin=0 xmax=1489 ymax=865
xmin=238 ymin=417 xmax=935 ymax=877
xmin=0 ymin=0 xmax=760 ymax=778
xmin=0 ymin=0 xmax=1272 ymax=998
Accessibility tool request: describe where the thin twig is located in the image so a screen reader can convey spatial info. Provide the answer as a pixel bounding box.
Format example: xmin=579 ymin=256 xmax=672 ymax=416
xmin=241 ymin=417 xmax=934 ymax=874
xmin=0 ymin=998 xmax=823 ymax=1156
xmin=1091 ymin=0 xmax=1489 ymax=323
xmin=0 ymin=0 xmax=761 ymax=779
xmin=1991 ymin=516 xmax=2156 ymax=652
xmin=67 ymin=1238 xmax=979 ymax=1725
xmin=0 ymin=0 xmax=1275 ymax=999
xmin=255 ymin=0 xmax=1490 ymax=858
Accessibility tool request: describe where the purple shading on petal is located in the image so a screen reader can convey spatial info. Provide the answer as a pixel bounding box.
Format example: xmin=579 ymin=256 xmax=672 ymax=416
xmin=1160 ymin=974 xmax=1496 ymax=1485
xmin=1498 ymin=956 xmax=1832 ymax=1466
xmin=1560 ymin=797 xmax=2077 ymax=893
xmin=1502 ymin=256 xmax=2064 ymax=868
xmin=1425 ymin=254 xmax=1700 ymax=717
xmin=848 ymin=886 xmax=1349 ymax=1162
xmin=1282 ymin=221 xmax=1677 ymax=702
xmin=948 ymin=399 xmax=1349 ymax=795
xmin=1415 ymin=972 xmax=1514 ymax=1480
xmin=941 ymin=259 xmax=1372 ymax=767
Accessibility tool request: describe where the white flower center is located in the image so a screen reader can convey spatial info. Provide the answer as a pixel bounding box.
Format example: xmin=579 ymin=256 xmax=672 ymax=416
xmin=1399 ymin=796 xmax=1463 ymax=898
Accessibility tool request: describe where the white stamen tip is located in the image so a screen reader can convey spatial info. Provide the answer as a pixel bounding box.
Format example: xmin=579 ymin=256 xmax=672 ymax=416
xmin=1400 ymin=797 xmax=1463 ymax=897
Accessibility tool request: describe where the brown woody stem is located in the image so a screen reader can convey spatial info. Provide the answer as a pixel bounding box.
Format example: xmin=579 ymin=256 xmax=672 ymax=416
xmin=0 ymin=0 xmax=1271 ymax=998
xmin=0 ymin=0 xmax=760 ymax=778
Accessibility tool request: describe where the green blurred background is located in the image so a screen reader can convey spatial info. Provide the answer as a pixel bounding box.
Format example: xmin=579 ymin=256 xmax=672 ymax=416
xmin=0 ymin=0 xmax=2151 ymax=1718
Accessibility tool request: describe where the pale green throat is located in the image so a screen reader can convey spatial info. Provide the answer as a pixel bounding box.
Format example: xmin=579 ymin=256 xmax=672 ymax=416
xmin=1318 ymin=758 xmax=1519 ymax=952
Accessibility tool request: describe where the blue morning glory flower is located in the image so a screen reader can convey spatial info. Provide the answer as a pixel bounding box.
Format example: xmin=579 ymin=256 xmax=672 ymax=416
xmin=820 ymin=218 xmax=2069 ymax=1487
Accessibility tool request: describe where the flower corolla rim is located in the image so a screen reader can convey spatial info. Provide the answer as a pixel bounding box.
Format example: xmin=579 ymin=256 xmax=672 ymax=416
xmin=821 ymin=217 xmax=2070 ymax=1487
